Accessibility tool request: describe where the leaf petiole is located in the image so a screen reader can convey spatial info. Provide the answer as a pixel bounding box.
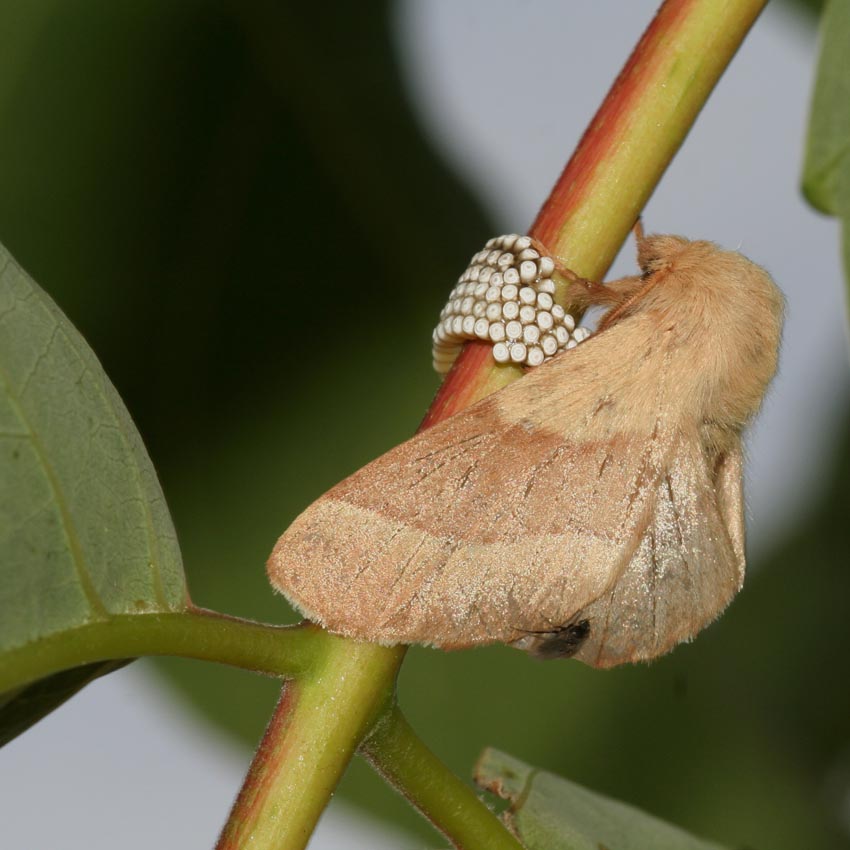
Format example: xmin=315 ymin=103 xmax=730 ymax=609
xmin=0 ymin=607 xmax=318 ymax=695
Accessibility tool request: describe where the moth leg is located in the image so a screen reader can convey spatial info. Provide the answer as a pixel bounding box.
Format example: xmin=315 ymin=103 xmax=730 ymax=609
xmin=529 ymin=226 xmax=659 ymax=332
xmin=595 ymin=275 xmax=654 ymax=331
xmin=593 ymin=222 xmax=651 ymax=307
xmin=564 ymin=275 xmax=626 ymax=309
xmin=531 ymin=219 xmax=648 ymax=308
xmin=594 ymin=273 xmax=645 ymax=300
xmin=597 ymin=222 xmax=666 ymax=331
xmin=529 ymin=237 xmax=623 ymax=308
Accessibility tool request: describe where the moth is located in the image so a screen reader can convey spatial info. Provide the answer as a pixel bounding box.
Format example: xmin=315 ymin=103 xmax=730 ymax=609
xmin=267 ymin=232 xmax=784 ymax=668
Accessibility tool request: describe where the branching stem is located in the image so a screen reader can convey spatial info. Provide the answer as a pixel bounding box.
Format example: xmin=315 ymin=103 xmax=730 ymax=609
xmin=0 ymin=607 xmax=316 ymax=694
xmin=217 ymin=635 xmax=405 ymax=849
xmin=362 ymin=706 xmax=525 ymax=850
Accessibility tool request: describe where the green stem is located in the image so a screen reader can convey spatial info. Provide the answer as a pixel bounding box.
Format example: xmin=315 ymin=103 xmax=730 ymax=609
xmin=216 ymin=636 xmax=405 ymax=850
xmin=362 ymin=707 xmax=524 ymax=850
xmin=533 ymin=0 xmax=768 ymax=271
xmin=0 ymin=608 xmax=316 ymax=694
xmin=219 ymin=1 xmax=768 ymax=847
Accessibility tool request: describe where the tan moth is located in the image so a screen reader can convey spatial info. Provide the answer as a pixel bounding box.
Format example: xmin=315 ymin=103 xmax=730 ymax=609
xmin=267 ymin=230 xmax=784 ymax=668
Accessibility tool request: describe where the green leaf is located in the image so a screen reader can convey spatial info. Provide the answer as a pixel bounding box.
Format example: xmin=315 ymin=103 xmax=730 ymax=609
xmin=802 ymin=0 xmax=850 ymax=214
xmin=0 ymin=241 xmax=187 ymax=741
xmin=475 ymin=749 xmax=730 ymax=850
xmin=802 ymin=0 xmax=850 ymax=315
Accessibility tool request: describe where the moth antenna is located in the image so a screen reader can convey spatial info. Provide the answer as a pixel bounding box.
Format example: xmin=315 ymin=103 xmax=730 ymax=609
xmin=632 ymin=217 xmax=646 ymax=247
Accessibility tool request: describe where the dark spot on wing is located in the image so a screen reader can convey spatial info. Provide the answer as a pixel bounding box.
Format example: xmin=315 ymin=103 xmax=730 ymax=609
xmin=530 ymin=619 xmax=591 ymax=660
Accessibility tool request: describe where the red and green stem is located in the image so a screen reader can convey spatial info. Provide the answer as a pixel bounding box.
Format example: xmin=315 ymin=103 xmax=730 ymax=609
xmin=218 ymin=1 xmax=768 ymax=848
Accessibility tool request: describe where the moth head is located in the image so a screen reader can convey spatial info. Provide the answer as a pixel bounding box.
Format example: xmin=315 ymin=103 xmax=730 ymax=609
xmin=636 ymin=233 xmax=690 ymax=276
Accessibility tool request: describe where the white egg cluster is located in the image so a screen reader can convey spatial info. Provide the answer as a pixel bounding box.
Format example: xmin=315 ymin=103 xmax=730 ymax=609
xmin=432 ymin=234 xmax=590 ymax=373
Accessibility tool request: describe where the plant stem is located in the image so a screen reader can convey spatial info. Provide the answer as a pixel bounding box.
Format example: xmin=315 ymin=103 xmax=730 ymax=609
xmin=0 ymin=607 xmax=316 ymax=694
xmin=216 ymin=636 xmax=405 ymax=850
xmin=533 ymin=0 xmax=767 ymax=268
xmin=362 ymin=706 xmax=525 ymax=850
xmin=422 ymin=0 xmax=767 ymax=427
xmin=220 ymin=1 xmax=768 ymax=847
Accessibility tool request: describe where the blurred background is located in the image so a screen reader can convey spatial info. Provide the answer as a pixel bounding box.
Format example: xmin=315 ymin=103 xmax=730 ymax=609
xmin=1 ymin=1 xmax=849 ymax=848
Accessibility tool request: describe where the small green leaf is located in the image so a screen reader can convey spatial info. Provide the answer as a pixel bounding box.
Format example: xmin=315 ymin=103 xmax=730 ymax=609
xmin=802 ymin=0 xmax=850 ymax=214
xmin=475 ymin=749 xmax=731 ymax=850
xmin=0 ymin=241 xmax=187 ymax=740
xmin=802 ymin=0 xmax=850 ymax=317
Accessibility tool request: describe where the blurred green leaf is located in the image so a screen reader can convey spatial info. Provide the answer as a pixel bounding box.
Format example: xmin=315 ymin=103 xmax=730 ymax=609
xmin=802 ymin=0 xmax=850 ymax=313
xmin=0 ymin=242 xmax=187 ymax=743
xmin=475 ymin=749 xmax=728 ymax=850
xmin=803 ymin=0 xmax=850 ymax=213
xmin=783 ymin=0 xmax=826 ymax=19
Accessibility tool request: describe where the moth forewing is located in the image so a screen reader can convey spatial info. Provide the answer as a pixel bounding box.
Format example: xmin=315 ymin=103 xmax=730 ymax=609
xmin=270 ymin=312 xmax=705 ymax=656
xmin=267 ymin=235 xmax=783 ymax=668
